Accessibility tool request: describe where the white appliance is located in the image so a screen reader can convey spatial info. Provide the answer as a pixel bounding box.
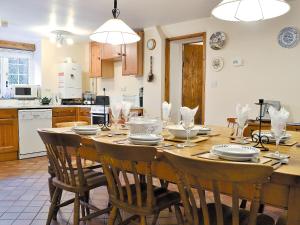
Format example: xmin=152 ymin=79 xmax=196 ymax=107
xmin=91 ymin=105 xmax=110 ymax=125
xmin=12 ymin=84 xmax=40 ymax=99
xmin=18 ymin=109 xmax=52 ymax=159
xmin=58 ymin=62 xmax=82 ymax=99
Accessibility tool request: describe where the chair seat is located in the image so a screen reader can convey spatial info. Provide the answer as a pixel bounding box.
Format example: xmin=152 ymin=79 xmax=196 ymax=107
xmin=53 ymin=169 xmax=107 ymax=193
xmin=111 ymin=183 xmax=181 ymax=215
xmin=197 ymin=203 xmax=275 ymax=225
xmin=275 ymin=213 xmax=287 ymax=225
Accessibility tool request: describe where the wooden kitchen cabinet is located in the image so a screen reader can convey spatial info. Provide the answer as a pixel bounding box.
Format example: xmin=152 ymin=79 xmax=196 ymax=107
xmin=101 ymin=44 xmax=122 ymax=60
xmin=122 ymin=31 xmax=144 ymax=76
xmin=52 ymin=107 xmax=77 ymax=127
xmin=90 ymin=42 xmax=115 ymax=78
xmin=90 ymin=42 xmax=102 ymax=78
xmin=0 ymin=109 xmax=19 ymax=161
xmin=77 ymin=107 xmax=91 ymax=124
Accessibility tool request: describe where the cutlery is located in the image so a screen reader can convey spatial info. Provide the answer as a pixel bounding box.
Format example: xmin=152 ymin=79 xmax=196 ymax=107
xmin=191 ymin=151 xmax=209 ymax=157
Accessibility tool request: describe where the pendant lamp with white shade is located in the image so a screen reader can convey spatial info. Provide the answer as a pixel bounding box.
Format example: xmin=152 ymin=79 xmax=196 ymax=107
xmin=212 ymin=0 xmax=290 ymax=22
xmin=90 ymin=0 xmax=140 ymax=45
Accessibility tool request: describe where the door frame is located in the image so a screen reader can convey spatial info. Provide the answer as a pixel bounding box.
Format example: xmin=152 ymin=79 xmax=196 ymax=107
xmin=165 ymin=32 xmax=206 ymax=124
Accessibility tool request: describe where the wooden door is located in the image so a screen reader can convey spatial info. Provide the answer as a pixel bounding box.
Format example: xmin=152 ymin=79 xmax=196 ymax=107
xmin=90 ymin=42 xmax=102 ymax=77
xmin=182 ymin=43 xmax=204 ymax=124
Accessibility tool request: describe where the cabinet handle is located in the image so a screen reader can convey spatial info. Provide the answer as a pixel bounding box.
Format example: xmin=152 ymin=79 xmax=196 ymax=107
xmin=98 ymin=57 xmax=100 ymax=60
xmin=118 ymin=53 xmax=121 ymax=56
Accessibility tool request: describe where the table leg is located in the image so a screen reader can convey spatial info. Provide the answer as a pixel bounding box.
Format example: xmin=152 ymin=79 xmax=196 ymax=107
xmin=287 ymin=186 xmax=300 ymax=225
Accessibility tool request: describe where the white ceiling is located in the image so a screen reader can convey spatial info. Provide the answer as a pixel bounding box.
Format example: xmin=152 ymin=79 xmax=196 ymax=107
xmin=0 ymin=0 xmax=220 ymax=39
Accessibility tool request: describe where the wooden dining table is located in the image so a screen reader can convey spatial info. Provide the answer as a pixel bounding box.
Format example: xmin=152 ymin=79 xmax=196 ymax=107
xmin=47 ymin=126 xmax=300 ymax=225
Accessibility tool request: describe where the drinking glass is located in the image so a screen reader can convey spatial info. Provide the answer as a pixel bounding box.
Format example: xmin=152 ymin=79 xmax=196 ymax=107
xmin=182 ymin=118 xmax=195 ymax=147
xmin=237 ymin=120 xmax=248 ymax=144
xmin=111 ymin=105 xmax=122 ymax=135
xmin=271 ymin=122 xmax=286 ymax=151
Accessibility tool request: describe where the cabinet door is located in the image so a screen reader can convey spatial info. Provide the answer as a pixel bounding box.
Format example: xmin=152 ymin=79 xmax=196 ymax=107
xmin=101 ymin=44 xmax=122 ymax=60
xmin=122 ymin=31 xmax=144 ymax=76
xmin=90 ymin=42 xmax=102 ymax=77
xmin=0 ymin=118 xmax=18 ymax=161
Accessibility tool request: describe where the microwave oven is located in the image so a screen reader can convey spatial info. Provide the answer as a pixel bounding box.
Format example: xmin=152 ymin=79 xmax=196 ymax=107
xmin=11 ymin=85 xmax=40 ymax=99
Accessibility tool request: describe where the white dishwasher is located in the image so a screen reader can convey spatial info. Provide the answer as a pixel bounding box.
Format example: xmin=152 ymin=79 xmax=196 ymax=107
xmin=18 ymin=109 xmax=52 ymax=159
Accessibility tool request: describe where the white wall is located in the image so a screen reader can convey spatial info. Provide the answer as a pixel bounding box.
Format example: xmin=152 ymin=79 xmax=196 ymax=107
xmin=93 ymin=62 xmax=143 ymax=105
xmin=144 ymin=0 xmax=300 ymax=125
xmin=41 ymin=38 xmax=90 ymax=96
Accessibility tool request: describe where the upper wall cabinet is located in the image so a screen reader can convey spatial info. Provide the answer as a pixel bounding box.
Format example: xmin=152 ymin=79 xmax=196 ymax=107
xmin=90 ymin=42 xmax=102 ymax=78
xmin=90 ymin=42 xmax=114 ymax=78
xmin=89 ymin=31 xmax=144 ymax=78
xmin=122 ymin=31 xmax=144 ymax=76
xmin=101 ymin=44 xmax=122 ymax=60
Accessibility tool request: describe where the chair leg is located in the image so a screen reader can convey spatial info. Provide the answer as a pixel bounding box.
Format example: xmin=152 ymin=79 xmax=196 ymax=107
xmin=258 ymin=204 xmax=265 ymax=213
xmin=140 ymin=216 xmax=147 ymax=225
xmin=73 ymin=193 xmax=80 ymax=225
xmin=48 ymin=177 xmax=55 ymax=199
xmin=46 ymin=188 xmax=60 ymax=225
xmin=174 ymin=204 xmax=184 ymax=225
xmin=151 ymin=213 xmax=159 ymax=225
xmin=84 ymin=191 xmax=90 ymax=216
xmin=108 ymin=206 xmax=118 ymax=225
xmin=53 ymin=188 xmax=63 ymax=220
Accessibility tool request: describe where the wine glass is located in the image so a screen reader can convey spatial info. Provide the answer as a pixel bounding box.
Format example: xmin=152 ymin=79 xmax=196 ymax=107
xmin=111 ymin=104 xmax=122 ymax=135
xmin=182 ymin=118 xmax=195 ymax=147
xmin=237 ymin=119 xmax=248 ymax=144
xmin=271 ymin=122 xmax=286 ymax=151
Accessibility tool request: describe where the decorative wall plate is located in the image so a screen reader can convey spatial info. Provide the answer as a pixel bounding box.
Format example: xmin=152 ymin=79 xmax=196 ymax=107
xmin=278 ymin=27 xmax=299 ymax=48
xmin=210 ymin=32 xmax=226 ymax=50
xmin=211 ymin=57 xmax=224 ymax=72
xmin=147 ymin=39 xmax=156 ymax=50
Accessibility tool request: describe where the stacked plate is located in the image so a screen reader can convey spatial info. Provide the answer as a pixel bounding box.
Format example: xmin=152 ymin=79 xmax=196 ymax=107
xmin=128 ymin=134 xmax=163 ymax=146
xmin=198 ymin=126 xmax=211 ymax=135
xmin=72 ymin=126 xmax=100 ymax=135
xmin=211 ymin=144 xmax=260 ymax=161
xmin=257 ymin=131 xmax=291 ymax=143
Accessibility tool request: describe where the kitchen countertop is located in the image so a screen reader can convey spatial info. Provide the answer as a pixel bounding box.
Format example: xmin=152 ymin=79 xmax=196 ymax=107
xmin=0 ymin=104 xmax=144 ymax=110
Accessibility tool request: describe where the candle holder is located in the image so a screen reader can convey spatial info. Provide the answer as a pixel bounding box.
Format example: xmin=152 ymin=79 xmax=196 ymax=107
xmin=251 ymin=99 xmax=269 ymax=151
xmin=100 ymin=88 xmax=110 ymax=131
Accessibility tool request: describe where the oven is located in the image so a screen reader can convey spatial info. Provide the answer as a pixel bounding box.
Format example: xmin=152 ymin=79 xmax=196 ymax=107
xmin=91 ymin=113 xmax=110 ymax=125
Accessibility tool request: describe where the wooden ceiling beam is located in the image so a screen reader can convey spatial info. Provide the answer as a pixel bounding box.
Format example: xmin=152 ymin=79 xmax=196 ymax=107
xmin=0 ymin=40 xmax=35 ymax=51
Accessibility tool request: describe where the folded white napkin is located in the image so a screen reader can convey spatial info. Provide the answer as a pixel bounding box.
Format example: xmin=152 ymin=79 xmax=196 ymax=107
xmin=111 ymin=103 xmax=122 ymax=119
xmin=269 ymin=106 xmax=289 ymax=136
xmin=121 ymin=101 xmax=132 ymax=118
xmin=236 ymin=104 xmax=251 ymax=126
xmin=180 ymin=106 xmax=198 ymax=126
xmin=162 ymin=101 xmax=172 ymax=121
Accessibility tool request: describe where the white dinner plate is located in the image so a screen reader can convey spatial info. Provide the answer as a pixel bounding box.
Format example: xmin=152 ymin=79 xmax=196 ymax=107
xmin=212 ymin=144 xmax=260 ymax=157
xmin=72 ymin=125 xmax=99 ymax=131
xmin=129 ymin=134 xmax=163 ymax=141
xmin=198 ymin=127 xmax=211 ymax=135
xmin=254 ymin=131 xmax=291 ymax=143
xmin=211 ymin=150 xmax=256 ymax=162
xmin=129 ymin=138 xmax=163 ymax=146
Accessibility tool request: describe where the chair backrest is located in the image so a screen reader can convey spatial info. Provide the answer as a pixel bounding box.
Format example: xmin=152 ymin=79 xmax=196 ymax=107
xmin=38 ymin=130 xmax=86 ymax=188
xmin=164 ymin=151 xmax=273 ymax=225
xmin=93 ymin=140 xmax=157 ymax=210
xmin=56 ymin=121 xmax=88 ymax=128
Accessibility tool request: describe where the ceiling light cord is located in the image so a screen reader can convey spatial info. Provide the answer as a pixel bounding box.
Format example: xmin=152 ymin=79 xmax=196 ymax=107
xmin=112 ymin=0 xmax=120 ymax=19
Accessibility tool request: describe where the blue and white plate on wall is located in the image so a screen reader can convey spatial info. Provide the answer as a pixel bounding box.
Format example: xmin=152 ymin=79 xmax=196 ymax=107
xmin=278 ymin=27 xmax=299 ymax=48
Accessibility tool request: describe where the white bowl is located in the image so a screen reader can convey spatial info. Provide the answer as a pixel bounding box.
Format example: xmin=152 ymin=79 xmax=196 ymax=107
xmin=126 ymin=117 xmax=162 ymax=135
xmin=167 ymin=124 xmax=201 ymax=139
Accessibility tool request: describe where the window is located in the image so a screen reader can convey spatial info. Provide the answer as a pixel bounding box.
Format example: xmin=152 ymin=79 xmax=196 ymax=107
xmin=0 ymin=48 xmax=33 ymax=98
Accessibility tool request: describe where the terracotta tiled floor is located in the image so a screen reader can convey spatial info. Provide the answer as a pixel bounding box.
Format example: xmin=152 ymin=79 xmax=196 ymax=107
xmin=0 ymin=157 xmax=284 ymax=225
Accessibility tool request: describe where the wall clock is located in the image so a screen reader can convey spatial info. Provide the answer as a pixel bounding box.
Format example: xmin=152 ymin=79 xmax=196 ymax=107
xmin=210 ymin=32 xmax=226 ymax=50
xmin=147 ymin=39 xmax=156 ymax=50
xmin=278 ymin=27 xmax=299 ymax=48
xmin=211 ymin=57 xmax=224 ymax=72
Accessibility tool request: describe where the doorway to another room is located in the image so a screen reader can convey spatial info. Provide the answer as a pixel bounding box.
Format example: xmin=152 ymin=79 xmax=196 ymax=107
xmin=165 ymin=33 xmax=206 ymax=124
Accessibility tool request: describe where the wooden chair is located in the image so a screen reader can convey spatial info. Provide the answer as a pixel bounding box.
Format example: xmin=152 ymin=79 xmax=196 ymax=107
xmin=38 ymin=130 xmax=110 ymax=225
xmin=164 ymin=150 xmax=276 ymax=225
xmin=93 ymin=140 xmax=183 ymax=225
xmin=55 ymin=121 xmax=88 ymax=128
